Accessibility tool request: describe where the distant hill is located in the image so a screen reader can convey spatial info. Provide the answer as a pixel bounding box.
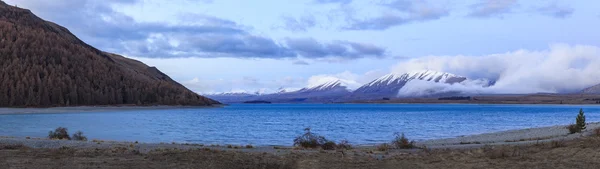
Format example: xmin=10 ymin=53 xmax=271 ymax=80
xmin=0 ymin=2 xmax=219 ymax=107
xmin=207 ymin=79 xmax=351 ymax=103
xmin=582 ymin=84 xmax=600 ymax=94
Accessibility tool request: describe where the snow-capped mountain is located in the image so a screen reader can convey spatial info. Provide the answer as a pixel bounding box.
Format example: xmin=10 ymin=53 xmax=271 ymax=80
xmin=206 ymin=79 xmax=351 ymax=103
xmin=296 ymin=80 xmax=349 ymax=93
xmin=205 ymin=91 xmax=259 ymax=103
xmin=207 ymin=70 xmax=495 ymax=103
xmin=349 ymin=70 xmax=470 ymax=100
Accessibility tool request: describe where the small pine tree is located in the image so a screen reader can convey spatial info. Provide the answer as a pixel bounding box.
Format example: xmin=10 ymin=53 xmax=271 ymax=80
xmin=576 ymin=108 xmax=586 ymax=131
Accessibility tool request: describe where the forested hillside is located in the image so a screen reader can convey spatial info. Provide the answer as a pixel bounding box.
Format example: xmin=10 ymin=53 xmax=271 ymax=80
xmin=0 ymin=2 xmax=219 ymax=107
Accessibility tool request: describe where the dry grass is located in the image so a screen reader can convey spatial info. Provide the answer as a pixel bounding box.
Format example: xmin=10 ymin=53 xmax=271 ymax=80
xmin=3 ymin=137 xmax=600 ymax=168
xmin=376 ymin=143 xmax=390 ymax=151
xmin=593 ymin=128 xmax=600 ymax=136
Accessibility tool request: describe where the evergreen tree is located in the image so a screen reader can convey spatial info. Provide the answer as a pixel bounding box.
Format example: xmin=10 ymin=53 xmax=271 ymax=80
xmin=576 ymin=108 xmax=586 ymax=131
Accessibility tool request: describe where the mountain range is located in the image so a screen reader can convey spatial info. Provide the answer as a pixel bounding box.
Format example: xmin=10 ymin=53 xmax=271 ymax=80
xmin=207 ymin=70 xmax=494 ymax=103
xmin=0 ymin=2 xmax=219 ymax=107
xmin=208 ymin=79 xmax=352 ymax=103
xmin=208 ymin=69 xmax=600 ymax=103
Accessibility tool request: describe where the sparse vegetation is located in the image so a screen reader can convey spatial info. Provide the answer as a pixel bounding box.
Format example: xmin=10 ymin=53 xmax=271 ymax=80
xmin=567 ymin=124 xmax=580 ymax=134
xmin=245 ymin=145 xmax=254 ymax=149
xmin=392 ymin=132 xmax=415 ymax=149
xmin=336 ymin=139 xmax=352 ymax=150
xmin=321 ymin=141 xmax=337 ymax=150
xmin=72 ymin=131 xmax=87 ymax=141
xmin=568 ymin=109 xmax=587 ymax=134
xmin=293 ymin=128 xmax=328 ymax=149
xmin=551 ymin=140 xmax=566 ymax=148
xmin=376 ymin=143 xmax=390 ymax=151
xmin=594 ymin=128 xmax=600 ymax=136
xmin=48 ymin=127 xmax=70 ymax=140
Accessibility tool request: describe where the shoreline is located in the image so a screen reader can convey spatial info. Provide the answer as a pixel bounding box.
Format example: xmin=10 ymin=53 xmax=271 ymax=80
xmin=3 ymin=123 xmax=600 ymax=168
xmin=0 ymin=105 xmax=225 ymax=115
xmin=2 ymin=122 xmax=598 ymax=151
xmin=2 ymin=102 xmax=597 ymax=115
xmin=349 ymin=94 xmax=600 ymax=105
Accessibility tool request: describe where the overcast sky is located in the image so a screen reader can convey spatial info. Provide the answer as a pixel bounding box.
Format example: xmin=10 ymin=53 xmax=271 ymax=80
xmin=5 ymin=0 xmax=600 ymax=94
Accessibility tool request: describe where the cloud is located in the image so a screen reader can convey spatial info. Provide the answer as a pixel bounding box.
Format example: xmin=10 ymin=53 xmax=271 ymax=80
xmin=293 ymin=60 xmax=310 ymax=65
xmin=468 ymin=0 xmax=518 ymax=18
xmin=536 ymin=3 xmax=574 ymax=18
xmin=392 ymin=44 xmax=600 ymax=94
xmin=398 ymin=78 xmax=493 ymax=96
xmin=5 ymin=0 xmax=384 ymax=60
xmin=183 ymin=76 xmax=307 ymax=94
xmin=285 ymin=38 xmax=386 ymax=59
xmin=280 ymin=15 xmax=317 ymax=32
xmin=344 ymin=0 xmax=449 ymax=30
xmin=315 ymin=0 xmax=353 ymax=5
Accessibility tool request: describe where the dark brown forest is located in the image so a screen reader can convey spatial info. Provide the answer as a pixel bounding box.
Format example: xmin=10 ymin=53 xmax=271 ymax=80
xmin=0 ymin=2 xmax=219 ymax=107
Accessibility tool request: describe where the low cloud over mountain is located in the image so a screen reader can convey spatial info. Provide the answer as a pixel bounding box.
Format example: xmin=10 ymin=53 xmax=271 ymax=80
xmin=392 ymin=44 xmax=600 ymax=94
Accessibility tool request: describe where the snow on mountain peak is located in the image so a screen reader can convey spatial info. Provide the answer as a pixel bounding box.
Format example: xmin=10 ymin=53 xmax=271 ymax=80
xmin=304 ymin=76 xmax=344 ymax=91
xmin=365 ymin=70 xmax=463 ymax=87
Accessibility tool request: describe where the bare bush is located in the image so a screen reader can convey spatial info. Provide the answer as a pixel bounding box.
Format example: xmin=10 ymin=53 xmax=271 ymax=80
xmin=293 ymin=128 xmax=328 ymax=149
xmin=392 ymin=133 xmax=415 ymax=149
xmin=48 ymin=127 xmax=70 ymax=140
xmin=321 ymin=141 xmax=337 ymax=150
xmin=377 ymin=143 xmax=390 ymax=151
xmin=336 ymin=140 xmax=352 ymax=150
xmin=72 ymin=131 xmax=87 ymax=141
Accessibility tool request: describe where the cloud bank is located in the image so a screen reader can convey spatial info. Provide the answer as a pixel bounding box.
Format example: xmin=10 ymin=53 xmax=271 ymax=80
xmin=393 ymin=44 xmax=600 ymax=95
xmin=345 ymin=0 xmax=449 ymax=30
xmin=6 ymin=0 xmax=386 ymax=60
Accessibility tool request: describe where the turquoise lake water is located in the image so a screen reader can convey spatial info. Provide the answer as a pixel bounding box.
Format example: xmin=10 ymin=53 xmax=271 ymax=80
xmin=1 ymin=104 xmax=600 ymax=145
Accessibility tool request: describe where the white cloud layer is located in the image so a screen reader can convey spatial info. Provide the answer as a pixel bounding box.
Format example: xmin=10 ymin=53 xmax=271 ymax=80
xmin=393 ymin=44 xmax=600 ymax=95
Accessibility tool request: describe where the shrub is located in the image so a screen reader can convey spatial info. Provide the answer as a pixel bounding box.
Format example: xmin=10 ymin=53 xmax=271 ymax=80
xmin=377 ymin=143 xmax=390 ymax=151
xmin=392 ymin=132 xmax=415 ymax=149
xmin=336 ymin=139 xmax=352 ymax=150
xmin=576 ymin=108 xmax=586 ymax=131
xmin=293 ymin=128 xmax=328 ymax=149
xmin=48 ymin=127 xmax=70 ymax=140
xmin=321 ymin=141 xmax=337 ymax=150
xmin=568 ymin=124 xmax=580 ymax=134
xmin=245 ymin=145 xmax=254 ymax=149
xmin=72 ymin=131 xmax=87 ymax=141
xmin=568 ymin=109 xmax=587 ymax=134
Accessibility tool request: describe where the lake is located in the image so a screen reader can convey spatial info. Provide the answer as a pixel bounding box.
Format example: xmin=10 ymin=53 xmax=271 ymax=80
xmin=1 ymin=104 xmax=600 ymax=146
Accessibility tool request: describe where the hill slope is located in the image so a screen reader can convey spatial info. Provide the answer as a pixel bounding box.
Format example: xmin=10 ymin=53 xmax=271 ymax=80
xmin=582 ymin=84 xmax=600 ymax=94
xmin=0 ymin=2 xmax=219 ymax=107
